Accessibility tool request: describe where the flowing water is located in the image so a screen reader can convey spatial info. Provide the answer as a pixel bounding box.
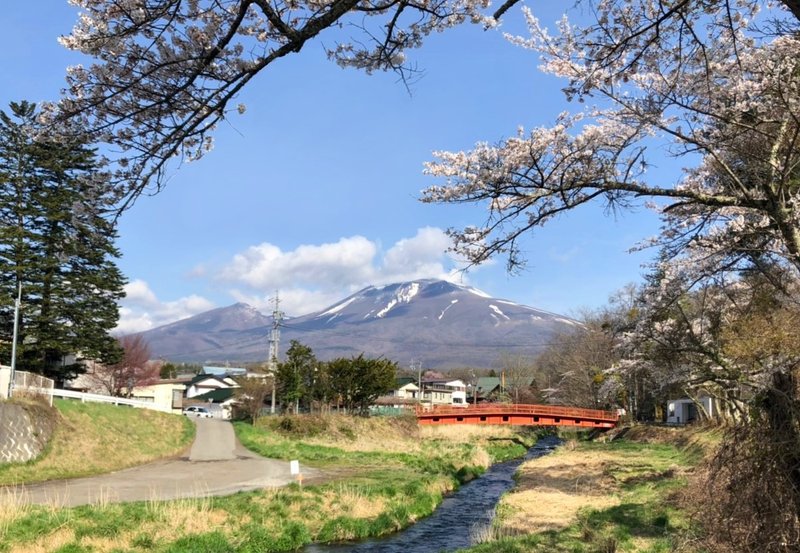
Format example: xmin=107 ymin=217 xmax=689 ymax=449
xmin=304 ymin=435 xmax=561 ymax=553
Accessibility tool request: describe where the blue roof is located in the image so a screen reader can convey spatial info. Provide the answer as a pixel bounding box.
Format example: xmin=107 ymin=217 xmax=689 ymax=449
xmin=202 ymin=366 xmax=247 ymax=376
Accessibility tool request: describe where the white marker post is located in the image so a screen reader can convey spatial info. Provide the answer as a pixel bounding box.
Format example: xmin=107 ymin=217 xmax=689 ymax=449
xmin=290 ymin=459 xmax=303 ymax=487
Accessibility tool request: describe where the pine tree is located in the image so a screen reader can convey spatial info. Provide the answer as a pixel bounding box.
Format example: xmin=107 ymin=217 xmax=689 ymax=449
xmin=0 ymin=101 xmax=124 ymax=385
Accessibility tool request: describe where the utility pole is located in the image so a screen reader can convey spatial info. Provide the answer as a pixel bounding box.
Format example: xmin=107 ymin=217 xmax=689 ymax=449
xmin=412 ymin=359 xmax=425 ymax=408
xmin=8 ymin=282 xmax=21 ymax=398
xmin=267 ymin=292 xmax=283 ymax=414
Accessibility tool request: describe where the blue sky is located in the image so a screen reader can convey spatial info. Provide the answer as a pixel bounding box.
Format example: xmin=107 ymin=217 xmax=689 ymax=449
xmin=0 ymin=2 xmax=664 ymax=332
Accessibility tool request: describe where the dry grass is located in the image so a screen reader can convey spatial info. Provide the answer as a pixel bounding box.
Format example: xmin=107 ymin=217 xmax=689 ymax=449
xmin=322 ymin=483 xmax=387 ymax=519
xmin=146 ymin=495 xmax=228 ymax=539
xmin=299 ymin=415 xmax=422 ymax=453
xmin=5 ymin=494 xmax=229 ymax=553
xmin=0 ymin=487 xmax=30 ymax=539
xmin=10 ymin=528 xmax=74 ymax=553
xmin=420 ymin=424 xmax=518 ymax=442
xmin=497 ymin=449 xmax=620 ymax=533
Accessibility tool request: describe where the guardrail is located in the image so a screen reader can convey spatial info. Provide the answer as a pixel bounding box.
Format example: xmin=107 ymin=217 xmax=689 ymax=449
xmin=43 ymin=388 xmax=175 ymax=413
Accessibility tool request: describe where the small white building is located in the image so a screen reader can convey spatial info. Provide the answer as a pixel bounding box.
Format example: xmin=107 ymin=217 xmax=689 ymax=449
xmin=394 ymin=378 xmax=420 ymax=400
xmin=667 ymin=396 xmax=716 ymax=424
xmin=130 ymin=380 xmax=187 ymax=414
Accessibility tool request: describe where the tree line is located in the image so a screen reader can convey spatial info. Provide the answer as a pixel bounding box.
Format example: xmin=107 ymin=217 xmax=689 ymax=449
xmin=236 ymin=340 xmax=397 ymax=422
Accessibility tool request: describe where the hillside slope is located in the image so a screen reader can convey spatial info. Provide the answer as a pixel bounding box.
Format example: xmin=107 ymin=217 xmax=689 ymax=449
xmin=139 ymin=279 xmax=580 ymax=368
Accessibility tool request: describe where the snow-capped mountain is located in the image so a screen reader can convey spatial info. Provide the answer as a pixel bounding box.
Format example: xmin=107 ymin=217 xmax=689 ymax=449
xmin=138 ymin=279 xmax=580 ymax=369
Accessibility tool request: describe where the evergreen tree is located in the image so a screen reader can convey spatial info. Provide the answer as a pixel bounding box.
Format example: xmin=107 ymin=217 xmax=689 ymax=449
xmin=276 ymin=340 xmax=317 ymax=413
xmin=327 ymin=354 xmax=397 ymax=415
xmin=0 ymin=101 xmax=124 ymax=385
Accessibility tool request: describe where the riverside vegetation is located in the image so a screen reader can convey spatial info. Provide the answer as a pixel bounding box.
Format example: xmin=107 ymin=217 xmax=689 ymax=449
xmin=463 ymin=425 xmax=718 ymax=552
xmin=1 ymin=403 xmax=717 ymax=553
xmin=0 ymin=412 xmax=541 ymax=552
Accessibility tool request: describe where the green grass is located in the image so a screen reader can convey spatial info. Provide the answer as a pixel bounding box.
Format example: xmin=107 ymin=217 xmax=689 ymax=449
xmin=459 ymin=430 xmax=706 ymax=553
xmin=0 ymin=399 xmax=194 ymax=485
xmin=1 ymin=416 xmax=533 ymax=552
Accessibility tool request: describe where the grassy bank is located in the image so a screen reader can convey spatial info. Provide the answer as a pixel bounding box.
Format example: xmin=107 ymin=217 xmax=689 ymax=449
xmin=0 ymin=399 xmax=195 ymax=485
xmin=0 ymin=415 xmax=540 ymax=552
xmin=461 ymin=425 xmax=717 ymax=553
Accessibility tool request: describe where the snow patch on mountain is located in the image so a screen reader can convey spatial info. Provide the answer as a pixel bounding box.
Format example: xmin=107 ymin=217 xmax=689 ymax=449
xmin=320 ymin=297 xmax=357 ymax=317
xmin=438 ymin=299 xmax=459 ymax=320
xmin=489 ymin=304 xmax=510 ymax=320
xmin=399 ymin=282 xmax=421 ymax=302
xmin=376 ymin=282 xmax=420 ymax=318
xmin=467 ymin=286 xmax=492 ymax=299
xmin=376 ymin=300 xmax=398 ymax=318
xmin=556 ymin=317 xmax=579 ymax=326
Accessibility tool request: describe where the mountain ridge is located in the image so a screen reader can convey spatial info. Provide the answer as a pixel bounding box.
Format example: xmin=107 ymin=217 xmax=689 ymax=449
xmin=137 ymin=279 xmax=580 ymax=368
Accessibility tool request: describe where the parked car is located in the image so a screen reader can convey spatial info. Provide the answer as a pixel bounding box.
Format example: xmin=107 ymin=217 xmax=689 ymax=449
xmin=182 ymin=405 xmax=213 ymax=418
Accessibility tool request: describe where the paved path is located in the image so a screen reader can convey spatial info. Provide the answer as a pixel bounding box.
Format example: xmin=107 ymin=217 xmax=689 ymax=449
xmin=11 ymin=418 xmax=319 ymax=507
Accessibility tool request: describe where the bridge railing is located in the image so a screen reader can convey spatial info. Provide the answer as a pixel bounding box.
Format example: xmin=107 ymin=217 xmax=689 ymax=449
xmin=416 ymin=403 xmax=619 ymax=422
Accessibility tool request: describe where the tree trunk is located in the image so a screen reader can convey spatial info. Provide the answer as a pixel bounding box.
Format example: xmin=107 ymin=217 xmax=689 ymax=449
xmin=782 ymin=0 xmax=800 ymax=22
xmin=762 ymin=370 xmax=800 ymax=516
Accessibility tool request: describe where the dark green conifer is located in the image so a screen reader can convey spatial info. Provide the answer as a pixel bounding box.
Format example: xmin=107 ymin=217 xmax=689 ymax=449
xmin=0 ymin=101 xmax=124 ymax=385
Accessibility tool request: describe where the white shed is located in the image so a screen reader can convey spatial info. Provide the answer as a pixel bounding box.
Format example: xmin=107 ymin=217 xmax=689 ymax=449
xmin=667 ymin=396 xmax=716 ymax=424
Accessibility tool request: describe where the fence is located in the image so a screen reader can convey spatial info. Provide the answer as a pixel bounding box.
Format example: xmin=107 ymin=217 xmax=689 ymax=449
xmin=0 ymin=368 xmax=55 ymax=405
xmin=47 ymin=388 xmax=174 ymax=413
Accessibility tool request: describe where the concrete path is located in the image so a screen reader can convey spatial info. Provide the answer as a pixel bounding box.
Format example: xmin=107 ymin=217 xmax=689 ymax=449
xmin=10 ymin=418 xmax=319 ymax=507
xmin=189 ymin=418 xmax=238 ymax=461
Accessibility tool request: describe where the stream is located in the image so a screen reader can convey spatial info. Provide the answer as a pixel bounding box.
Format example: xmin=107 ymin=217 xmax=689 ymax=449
xmin=304 ymin=435 xmax=561 ymax=553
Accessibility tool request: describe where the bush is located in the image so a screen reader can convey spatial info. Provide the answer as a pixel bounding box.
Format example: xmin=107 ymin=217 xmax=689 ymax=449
xmin=276 ymin=415 xmax=330 ymax=437
xmin=690 ymin=419 xmax=800 ymax=552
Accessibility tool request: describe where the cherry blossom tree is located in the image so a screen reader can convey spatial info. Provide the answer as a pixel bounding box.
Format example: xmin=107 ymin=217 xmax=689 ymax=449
xmin=53 ymin=1 xmax=800 ymax=213
xmin=52 ymin=0 xmax=500 ymax=211
xmin=423 ymin=3 xmax=800 ymax=274
xmin=89 ymin=333 xmax=157 ymax=396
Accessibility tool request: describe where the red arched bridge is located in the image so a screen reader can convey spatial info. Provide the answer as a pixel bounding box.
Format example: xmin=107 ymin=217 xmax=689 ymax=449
xmin=416 ymin=404 xmax=619 ymax=429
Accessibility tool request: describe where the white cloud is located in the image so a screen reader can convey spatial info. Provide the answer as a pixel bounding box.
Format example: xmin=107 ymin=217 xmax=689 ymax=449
xmin=220 ymin=236 xmax=377 ymax=289
xmin=116 ymin=228 xmax=474 ymax=330
xmin=124 ymin=279 xmax=158 ymax=306
xmin=228 ymin=288 xmax=344 ymax=317
xmin=378 ymin=227 xmax=460 ymax=284
xmin=217 ymin=227 xmax=469 ymax=315
xmin=117 ymin=280 xmax=215 ymax=334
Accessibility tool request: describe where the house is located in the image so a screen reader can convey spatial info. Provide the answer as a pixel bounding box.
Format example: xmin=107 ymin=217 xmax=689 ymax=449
xmin=420 ymin=378 xmax=467 ymax=407
xmin=185 ymin=374 xmax=239 ymax=399
xmin=372 ymin=377 xmax=420 ymax=411
xmin=393 ymin=377 xmax=420 ymax=400
xmin=129 ymin=380 xmax=187 ymax=413
xmin=666 ymin=396 xmax=717 ymax=424
xmin=471 ymin=376 xmax=502 ymax=403
xmin=189 ymin=387 xmax=237 ymax=419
